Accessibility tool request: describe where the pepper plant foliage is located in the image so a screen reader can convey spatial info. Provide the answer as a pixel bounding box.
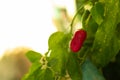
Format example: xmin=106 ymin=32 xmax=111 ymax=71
xmin=22 ymin=0 xmax=120 ymax=80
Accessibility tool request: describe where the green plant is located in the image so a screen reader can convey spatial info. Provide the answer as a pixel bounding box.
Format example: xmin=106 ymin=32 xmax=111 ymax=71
xmin=22 ymin=0 xmax=120 ymax=80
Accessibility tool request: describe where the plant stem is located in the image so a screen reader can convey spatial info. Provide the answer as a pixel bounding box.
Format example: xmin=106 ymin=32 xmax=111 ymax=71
xmin=70 ymin=5 xmax=84 ymax=34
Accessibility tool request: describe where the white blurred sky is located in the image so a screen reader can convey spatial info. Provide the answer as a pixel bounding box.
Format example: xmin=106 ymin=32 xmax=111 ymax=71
xmin=0 ymin=0 xmax=75 ymax=57
xmin=0 ymin=0 xmax=57 ymax=56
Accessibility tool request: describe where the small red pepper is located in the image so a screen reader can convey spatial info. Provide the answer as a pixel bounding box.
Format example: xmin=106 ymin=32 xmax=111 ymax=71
xmin=70 ymin=29 xmax=87 ymax=52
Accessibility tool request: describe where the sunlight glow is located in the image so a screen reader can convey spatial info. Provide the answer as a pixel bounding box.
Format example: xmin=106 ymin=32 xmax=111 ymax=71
xmin=0 ymin=0 xmax=57 ymax=56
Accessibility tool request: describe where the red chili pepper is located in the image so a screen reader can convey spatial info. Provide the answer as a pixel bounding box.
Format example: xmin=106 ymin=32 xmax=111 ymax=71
xmin=70 ymin=29 xmax=87 ymax=52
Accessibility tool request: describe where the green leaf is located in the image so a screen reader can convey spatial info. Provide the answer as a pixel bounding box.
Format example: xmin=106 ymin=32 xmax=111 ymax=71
xmin=37 ymin=68 xmax=54 ymax=80
xmin=91 ymin=0 xmax=120 ymax=67
xmin=48 ymin=31 xmax=70 ymax=52
xmin=119 ymin=40 xmax=120 ymax=49
xmin=48 ymin=32 xmax=65 ymax=49
xmin=67 ymin=52 xmax=82 ymax=80
xmin=91 ymin=2 xmax=104 ymax=25
xmin=75 ymin=0 xmax=86 ymax=18
xmin=22 ymin=62 xmax=42 ymax=80
xmin=82 ymin=10 xmax=90 ymax=29
xmin=86 ymin=16 xmax=98 ymax=40
xmin=22 ymin=74 xmax=34 ymax=80
xmin=49 ymin=49 xmax=67 ymax=76
xmin=76 ymin=0 xmax=88 ymax=8
xmin=117 ymin=2 xmax=120 ymax=23
xmin=48 ymin=31 xmax=71 ymax=77
xmin=23 ymin=68 xmax=54 ymax=80
xmin=81 ymin=59 xmax=105 ymax=80
xmin=75 ymin=0 xmax=100 ymax=20
xmin=22 ymin=61 xmax=54 ymax=80
xmin=26 ymin=50 xmax=42 ymax=63
xmin=116 ymin=23 xmax=120 ymax=40
xmin=81 ymin=10 xmax=99 ymax=41
xmin=117 ymin=14 xmax=120 ymax=24
xmin=29 ymin=62 xmax=42 ymax=74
